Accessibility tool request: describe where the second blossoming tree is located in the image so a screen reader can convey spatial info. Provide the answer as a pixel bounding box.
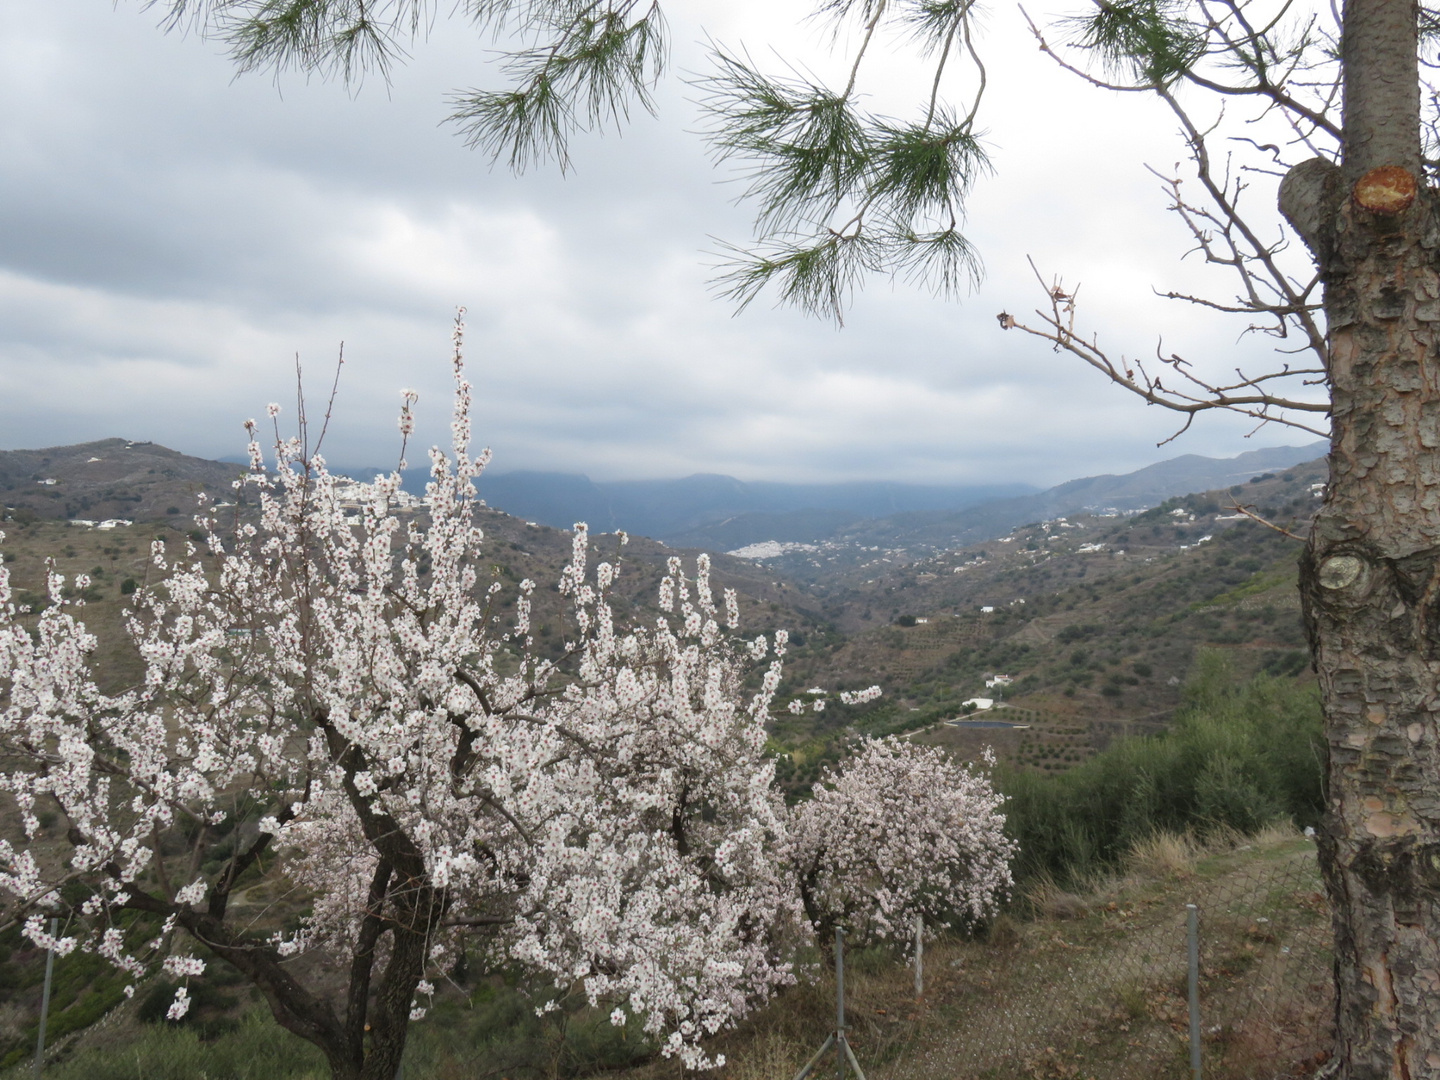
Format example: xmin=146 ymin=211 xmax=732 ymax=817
xmin=788 ymin=737 xmax=1015 ymax=945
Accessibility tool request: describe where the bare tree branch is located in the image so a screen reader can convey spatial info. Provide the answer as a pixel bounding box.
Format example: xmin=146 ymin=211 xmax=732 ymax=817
xmin=999 ymin=259 xmax=1330 ymax=445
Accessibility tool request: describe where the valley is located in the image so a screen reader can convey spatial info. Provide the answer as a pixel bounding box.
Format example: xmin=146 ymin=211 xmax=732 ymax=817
xmin=1 ymin=437 xmax=1324 ymax=789
xmin=0 ymin=436 xmax=1330 ymax=1077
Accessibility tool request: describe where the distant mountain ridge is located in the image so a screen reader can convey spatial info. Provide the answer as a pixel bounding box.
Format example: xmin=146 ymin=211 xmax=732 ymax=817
xmin=1039 ymin=443 xmax=1330 ymax=509
xmin=5 ymin=437 xmax=1327 ymax=557
xmin=802 ymin=439 xmax=1330 ymax=554
xmin=454 ymin=471 xmax=1038 ymax=541
xmin=470 ymin=441 xmax=1326 ymax=551
xmin=0 ymin=438 xmax=241 ymax=523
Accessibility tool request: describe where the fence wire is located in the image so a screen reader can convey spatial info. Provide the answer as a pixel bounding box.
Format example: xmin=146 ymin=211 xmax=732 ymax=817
xmin=881 ymin=835 xmax=1333 ymax=1080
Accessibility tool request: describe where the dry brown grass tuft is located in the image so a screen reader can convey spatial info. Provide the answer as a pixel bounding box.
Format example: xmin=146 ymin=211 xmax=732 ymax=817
xmin=1126 ymin=829 xmax=1200 ymax=878
xmin=1250 ymin=819 xmax=1304 ymax=848
xmin=718 ymin=1030 xmax=809 ymax=1080
xmin=1211 ymin=995 xmax=1334 ymax=1080
xmin=1024 ymin=876 xmax=1092 ymax=920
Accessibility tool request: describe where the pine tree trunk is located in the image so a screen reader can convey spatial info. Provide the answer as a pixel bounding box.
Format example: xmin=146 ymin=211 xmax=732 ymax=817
xmin=1286 ymin=0 xmax=1440 ymax=1075
xmin=1304 ymin=197 xmax=1440 ymax=1078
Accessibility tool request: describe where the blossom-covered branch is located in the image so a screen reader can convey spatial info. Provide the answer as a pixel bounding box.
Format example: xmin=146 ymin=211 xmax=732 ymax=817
xmin=0 ymin=315 xmax=803 ymax=1079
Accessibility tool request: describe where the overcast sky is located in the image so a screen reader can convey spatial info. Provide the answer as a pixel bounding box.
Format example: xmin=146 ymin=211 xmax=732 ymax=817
xmin=0 ymin=0 xmax=1328 ymax=486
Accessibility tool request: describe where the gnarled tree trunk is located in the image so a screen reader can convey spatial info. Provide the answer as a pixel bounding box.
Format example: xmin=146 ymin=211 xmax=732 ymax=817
xmin=1283 ymin=0 xmax=1440 ymax=1075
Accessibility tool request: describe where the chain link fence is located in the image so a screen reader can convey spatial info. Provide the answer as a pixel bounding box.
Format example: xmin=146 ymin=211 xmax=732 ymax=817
xmin=878 ymin=832 xmax=1333 ymax=1080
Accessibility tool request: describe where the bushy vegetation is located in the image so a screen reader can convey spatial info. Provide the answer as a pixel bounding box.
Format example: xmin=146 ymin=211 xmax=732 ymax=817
xmin=0 ymin=926 xmax=141 ymax=1070
xmin=1000 ymin=653 xmax=1324 ymax=887
xmin=25 ymin=970 xmax=659 ymax=1080
xmin=37 ymin=1010 xmax=326 ymax=1080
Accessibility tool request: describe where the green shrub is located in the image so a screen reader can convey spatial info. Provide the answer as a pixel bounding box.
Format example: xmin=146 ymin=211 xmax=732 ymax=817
xmin=1193 ymin=754 xmax=1284 ymax=833
xmin=43 ymin=1010 xmax=326 ymax=1080
xmin=1000 ymin=652 xmax=1323 ymax=887
xmin=39 ymin=983 xmax=653 ymax=1080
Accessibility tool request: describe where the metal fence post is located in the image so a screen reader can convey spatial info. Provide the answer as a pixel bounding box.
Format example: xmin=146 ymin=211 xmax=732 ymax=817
xmin=792 ymin=928 xmax=865 ymax=1080
xmin=914 ymin=912 xmax=924 ymax=998
xmin=836 ymin=927 xmax=847 ymax=1080
xmin=33 ymin=917 xmax=56 ymax=1080
xmin=1187 ymin=903 xmax=1201 ymax=1080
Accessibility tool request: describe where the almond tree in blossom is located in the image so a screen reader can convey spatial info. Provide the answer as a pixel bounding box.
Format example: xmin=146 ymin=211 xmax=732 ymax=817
xmin=0 ymin=318 xmax=803 ymax=1079
xmin=788 ymin=737 xmax=1014 ymax=946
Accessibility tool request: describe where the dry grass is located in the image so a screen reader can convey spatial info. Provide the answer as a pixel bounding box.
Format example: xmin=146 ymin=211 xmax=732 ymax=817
xmin=1126 ymin=830 xmax=1201 ymax=879
xmin=718 ymin=1031 xmax=809 ymax=1080
xmin=1249 ymin=820 xmax=1305 ymax=847
xmin=1024 ymin=877 xmax=1093 ymax=921
xmin=603 ymin=828 xmax=1332 ymax=1080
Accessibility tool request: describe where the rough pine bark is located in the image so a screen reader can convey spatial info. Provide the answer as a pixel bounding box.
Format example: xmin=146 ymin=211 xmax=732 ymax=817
xmin=1282 ymin=0 xmax=1440 ymax=1075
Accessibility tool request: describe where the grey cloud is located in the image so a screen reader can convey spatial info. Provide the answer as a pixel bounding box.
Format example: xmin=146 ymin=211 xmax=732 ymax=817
xmin=0 ymin=0 xmax=1323 ymax=489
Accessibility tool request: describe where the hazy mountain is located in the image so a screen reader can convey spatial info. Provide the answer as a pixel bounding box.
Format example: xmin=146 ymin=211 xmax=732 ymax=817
xmin=671 ymin=441 xmax=1328 ymax=553
xmin=1032 ymin=441 xmax=1329 ymax=510
xmin=463 ymin=442 xmax=1325 ymax=550
xmin=457 ymin=471 xmax=1038 ymax=541
xmin=7 ymin=437 xmax=1326 ymax=561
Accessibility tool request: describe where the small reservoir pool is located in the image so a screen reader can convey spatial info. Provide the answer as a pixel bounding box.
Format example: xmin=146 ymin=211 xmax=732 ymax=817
xmin=945 ymin=720 xmax=1031 ymax=730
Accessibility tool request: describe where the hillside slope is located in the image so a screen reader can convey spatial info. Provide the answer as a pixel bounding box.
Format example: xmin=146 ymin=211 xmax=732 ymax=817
xmin=0 ymin=440 xmax=1330 ymax=1079
xmin=0 ymin=439 xmax=241 ymax=525
xmin=759 ymin=461 xmax=1323 ymax=792
xmin=22 ymin=830 xmax=1330 ymax=1080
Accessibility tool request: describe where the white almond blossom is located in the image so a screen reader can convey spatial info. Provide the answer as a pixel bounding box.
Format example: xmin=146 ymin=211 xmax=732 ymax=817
xmin=0 ymin=316 xmax=804 ymax=1079
xmin=788 ymin=737 xmax=1015 ymax=944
